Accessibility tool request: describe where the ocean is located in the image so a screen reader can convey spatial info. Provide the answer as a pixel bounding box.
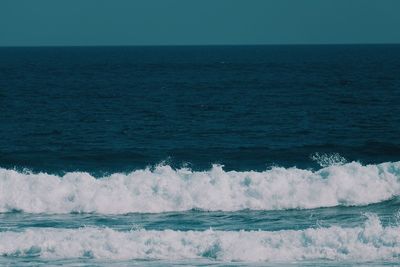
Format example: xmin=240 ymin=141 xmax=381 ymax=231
xmin=0 ymin=45 xmax=400 ymax=266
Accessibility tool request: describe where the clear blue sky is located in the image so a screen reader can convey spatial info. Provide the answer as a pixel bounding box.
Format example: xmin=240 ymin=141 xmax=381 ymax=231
xmin=1 ymin=0 xmax=400 ymax=46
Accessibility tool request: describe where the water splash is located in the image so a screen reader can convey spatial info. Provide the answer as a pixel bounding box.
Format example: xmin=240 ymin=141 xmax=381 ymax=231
xmin=0 ymin=161 xmax=399 ymax=214
xmin=311 ymin=152 xmax=347 ymax=168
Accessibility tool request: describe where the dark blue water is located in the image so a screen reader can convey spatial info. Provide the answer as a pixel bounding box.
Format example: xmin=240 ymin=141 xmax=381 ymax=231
xmin=1 ymin=45 xmax=400 ymax=173
xmin=0 ymin=45 xmax=400 ymax=266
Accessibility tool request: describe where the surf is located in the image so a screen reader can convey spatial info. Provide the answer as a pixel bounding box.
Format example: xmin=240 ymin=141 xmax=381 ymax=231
xmin=0 ymin=161 xmax=399 ymax=214
xmin=0 ymin=214 xmax=399 ymax=262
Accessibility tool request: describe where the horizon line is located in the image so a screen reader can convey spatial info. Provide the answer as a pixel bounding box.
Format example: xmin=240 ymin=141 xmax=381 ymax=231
xmin=1 ymin=42 xmax=400 ymax=48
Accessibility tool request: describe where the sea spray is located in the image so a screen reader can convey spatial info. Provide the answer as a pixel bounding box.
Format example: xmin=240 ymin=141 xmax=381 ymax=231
xmin=0 ymin=161 xmax=399 ymax=214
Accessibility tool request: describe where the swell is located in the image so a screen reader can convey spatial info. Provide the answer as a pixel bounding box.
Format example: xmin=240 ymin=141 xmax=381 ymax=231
xmin=1 ymin=214 xmax=399 ymax=262
xmin=0 ymin=161 xmax=399 ymax=214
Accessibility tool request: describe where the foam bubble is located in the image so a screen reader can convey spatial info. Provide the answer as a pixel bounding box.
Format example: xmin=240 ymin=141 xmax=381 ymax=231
xmin=0 ymin=214 xmax=399 ymax=262
xmin=0 ymin=161 xmax=399 ymax=214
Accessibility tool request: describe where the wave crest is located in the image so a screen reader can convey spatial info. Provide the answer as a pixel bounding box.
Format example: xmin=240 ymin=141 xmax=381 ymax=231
xmin=1 ymin=214 xmax=399 ymax=261
xmin=0 ymin=161 xmax=400 ymax=214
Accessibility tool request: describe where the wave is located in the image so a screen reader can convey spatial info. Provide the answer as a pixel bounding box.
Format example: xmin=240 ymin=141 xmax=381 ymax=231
xmin=0 ymin=214 xmax=399 ymax=262
xmin=0 ymin=161 xmax=400 ymax=214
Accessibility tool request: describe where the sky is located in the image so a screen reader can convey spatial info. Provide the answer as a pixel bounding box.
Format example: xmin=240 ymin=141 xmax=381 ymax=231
xmin=1 ymin=0 xmax=400 ymax=46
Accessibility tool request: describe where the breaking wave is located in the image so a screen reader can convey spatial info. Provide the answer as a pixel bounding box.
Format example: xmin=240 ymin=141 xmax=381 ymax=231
xmin=0 ymin=161 xmax=399 ymax=214
xmin=0 ymin=214 xmax=399 ymax=262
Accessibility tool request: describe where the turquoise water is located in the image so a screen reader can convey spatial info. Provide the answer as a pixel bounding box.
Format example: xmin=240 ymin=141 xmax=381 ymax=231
xmin=0 ymin=45 xmax=400 ymax=266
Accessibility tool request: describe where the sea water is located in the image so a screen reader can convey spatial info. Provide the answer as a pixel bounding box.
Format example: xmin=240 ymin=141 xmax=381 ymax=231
xmin=0 ymin=45 xmax=400 ymax=266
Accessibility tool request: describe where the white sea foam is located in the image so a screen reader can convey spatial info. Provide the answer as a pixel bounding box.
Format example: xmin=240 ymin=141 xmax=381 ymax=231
xmin=0 ymin=161 xmax=399 ymax=214
xmin=0 ymin=214 xmax=399 ymax=262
